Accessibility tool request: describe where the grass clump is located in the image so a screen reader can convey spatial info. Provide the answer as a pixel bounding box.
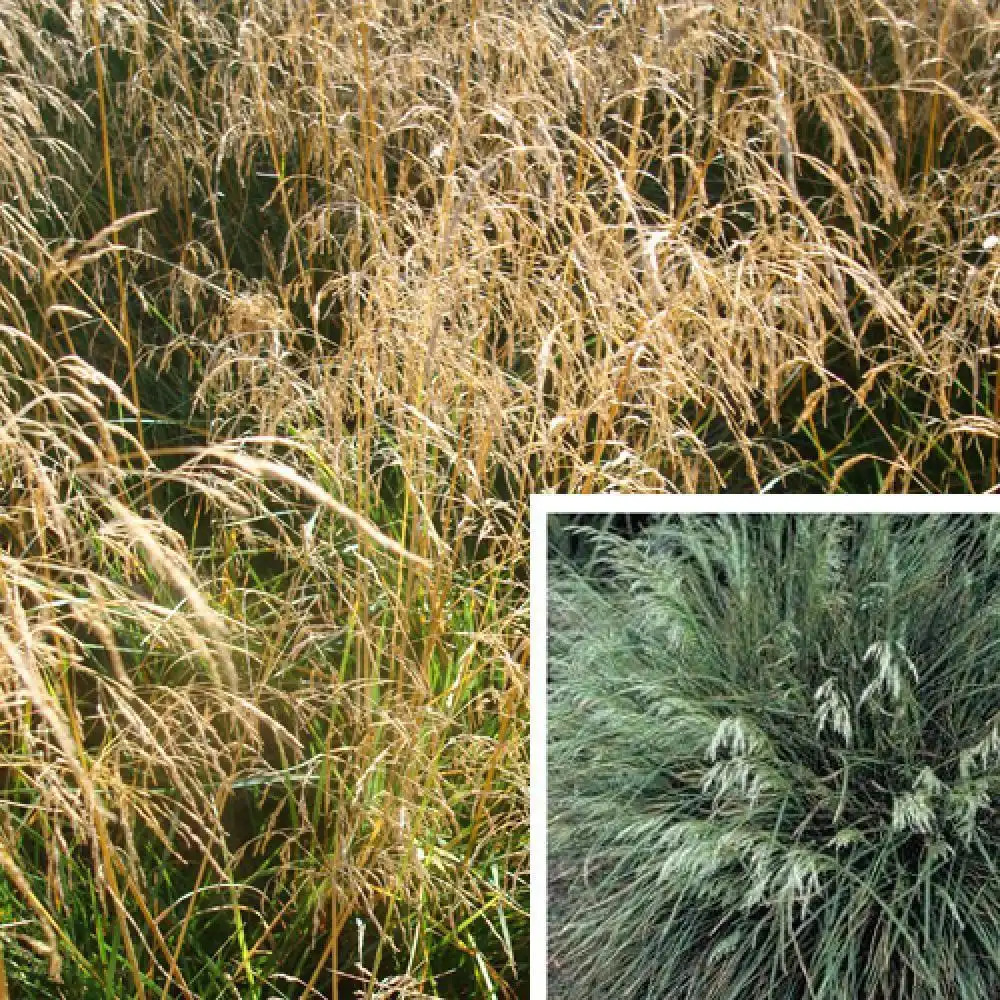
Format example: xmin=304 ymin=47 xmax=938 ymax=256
xmin=549 ymin=513 xmax=1000 ymax=999
xmin=0 ymin=338 xmax=526 ymax=998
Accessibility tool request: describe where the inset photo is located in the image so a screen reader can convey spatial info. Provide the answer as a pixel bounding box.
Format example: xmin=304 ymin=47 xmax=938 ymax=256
xmin=531 ymin=498 xmax=1000 ymax=1000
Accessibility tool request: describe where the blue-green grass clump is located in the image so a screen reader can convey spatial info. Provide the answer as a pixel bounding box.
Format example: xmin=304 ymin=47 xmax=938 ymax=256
xmin=549 ymin=514 xmax=1000 ymax=1000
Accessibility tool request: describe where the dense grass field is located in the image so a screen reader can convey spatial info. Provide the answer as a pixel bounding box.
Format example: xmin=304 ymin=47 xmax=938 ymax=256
xmin=0 ymin=0 xmax=998 ymax=995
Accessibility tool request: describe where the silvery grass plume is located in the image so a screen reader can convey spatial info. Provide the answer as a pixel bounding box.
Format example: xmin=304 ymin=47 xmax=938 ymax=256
xmin=548 ymin=514 xmax=1000 ymax=1000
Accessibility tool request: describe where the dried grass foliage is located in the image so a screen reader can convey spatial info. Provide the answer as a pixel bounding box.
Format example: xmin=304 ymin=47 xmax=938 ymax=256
xmin=1 ymin=0 xmax=999 ymax=992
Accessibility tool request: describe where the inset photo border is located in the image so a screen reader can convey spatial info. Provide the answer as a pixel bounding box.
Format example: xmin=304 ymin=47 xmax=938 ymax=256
xmin=530 ymin=495 xmax=1000 ymax=1000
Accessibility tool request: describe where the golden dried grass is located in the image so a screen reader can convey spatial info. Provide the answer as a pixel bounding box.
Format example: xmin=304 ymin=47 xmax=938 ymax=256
xmin=0 ymin=0 xmax=998 ymax=993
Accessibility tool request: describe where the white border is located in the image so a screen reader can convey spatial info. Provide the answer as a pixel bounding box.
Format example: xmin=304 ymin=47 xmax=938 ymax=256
xmin=528 ymin=494 xmax=547 ymax=1000
xmin=529 ymin=493 xmax=1000 ymax=998
xmin=531 ymin=494 xmax=1000 ymax=516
